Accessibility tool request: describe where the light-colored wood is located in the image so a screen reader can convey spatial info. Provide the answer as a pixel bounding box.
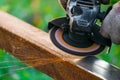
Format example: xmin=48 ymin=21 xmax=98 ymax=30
xmin=0 ymin=11 xmax=120 ymax=80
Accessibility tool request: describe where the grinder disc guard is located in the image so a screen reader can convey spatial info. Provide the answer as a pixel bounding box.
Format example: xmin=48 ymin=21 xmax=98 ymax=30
xmin=50 ymin=27 xmax=105 ymax=56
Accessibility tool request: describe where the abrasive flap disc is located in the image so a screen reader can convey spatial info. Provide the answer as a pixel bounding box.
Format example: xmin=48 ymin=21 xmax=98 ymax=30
xmin=50 ymin=27 xmax=105 ymax=56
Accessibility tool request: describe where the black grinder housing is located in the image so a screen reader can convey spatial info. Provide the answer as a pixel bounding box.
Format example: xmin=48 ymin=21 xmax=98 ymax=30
xmin=48 ymin=0 xmax=111 ymax=56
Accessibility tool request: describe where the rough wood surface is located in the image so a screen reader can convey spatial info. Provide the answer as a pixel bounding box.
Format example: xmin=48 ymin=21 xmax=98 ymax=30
xmin=0 ymin=11 xmax=120 ymax=80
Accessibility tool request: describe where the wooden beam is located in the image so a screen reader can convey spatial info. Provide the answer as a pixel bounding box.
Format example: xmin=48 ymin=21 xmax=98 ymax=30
xmin=0 ymin=11 xmax=120 ymax=80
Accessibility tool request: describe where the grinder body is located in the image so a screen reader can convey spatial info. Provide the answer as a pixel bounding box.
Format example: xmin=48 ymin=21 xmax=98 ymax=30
xmin=67 ymin=0 xmax=100 ymax=33
xmin=48 ymin=0 xmax=111 ymax=56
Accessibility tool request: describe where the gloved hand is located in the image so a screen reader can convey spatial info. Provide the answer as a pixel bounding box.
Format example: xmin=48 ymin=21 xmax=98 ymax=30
xmin=59 ymin=0 xmax=110 ymax=9
xmin=100 ymin=2 xmax=120 ymax=44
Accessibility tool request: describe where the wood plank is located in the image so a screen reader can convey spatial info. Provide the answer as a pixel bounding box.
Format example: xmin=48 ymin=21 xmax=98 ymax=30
xmin=0 ymin=11 xmax=120 ymax=80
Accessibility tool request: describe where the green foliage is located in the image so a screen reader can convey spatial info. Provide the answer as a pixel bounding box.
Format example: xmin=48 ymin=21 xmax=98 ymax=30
xmin=0 ymin=0 xmax=119 ymax=80
xmin=111 ymin=0 xmax=119 ymax=5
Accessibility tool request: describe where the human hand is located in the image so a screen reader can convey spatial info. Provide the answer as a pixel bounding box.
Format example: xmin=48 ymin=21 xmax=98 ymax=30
xmin=100 ymin=2 xmax=120 ymax=44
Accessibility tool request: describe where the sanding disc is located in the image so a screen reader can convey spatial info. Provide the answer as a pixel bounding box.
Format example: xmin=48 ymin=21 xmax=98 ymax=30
xmin=49 ymin=27 xmax=105 ymax=56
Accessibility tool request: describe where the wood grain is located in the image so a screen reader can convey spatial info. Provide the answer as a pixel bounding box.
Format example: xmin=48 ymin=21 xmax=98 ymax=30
xmin=0 ymin=11 xmax=120 ymax=80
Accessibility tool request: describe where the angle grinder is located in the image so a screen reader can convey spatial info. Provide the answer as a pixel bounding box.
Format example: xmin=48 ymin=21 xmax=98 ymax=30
xmin=48 ymin=0 xmax=112 ymax=56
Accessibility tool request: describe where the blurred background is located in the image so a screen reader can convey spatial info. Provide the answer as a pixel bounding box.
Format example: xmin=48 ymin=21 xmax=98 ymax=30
xmin=0 ymin=0 xmax=119 ymax=80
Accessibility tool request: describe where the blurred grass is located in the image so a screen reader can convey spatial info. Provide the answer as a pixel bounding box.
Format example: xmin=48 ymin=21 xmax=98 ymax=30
xmin=0 ymin=0 xmax=119 ymax=80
